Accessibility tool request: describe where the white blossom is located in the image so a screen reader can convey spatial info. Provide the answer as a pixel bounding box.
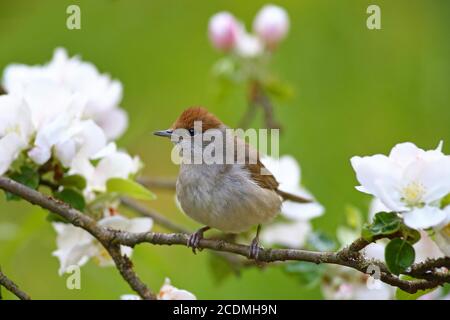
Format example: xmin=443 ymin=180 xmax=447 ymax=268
xmin=260 ymin=220 xmax=311 ymax=248
xmin=3 ymin=47 xmax=127 ymax=140
xmin=52 ymin=211 xmax=152 ymax=275
xmin=69 ymin=147 xmax=141 ymax=196
xmin=0 ymin=95 xmax=33 ymax=175
xmin=261 ymin=155 xmax=324 ymax=221
xmin=351 ymin=142 xmax=450 ymax=230
xmin=120 ymin=294 xmax=141 ymax=300
xmin=157 ymin=278 xmax=197 ymax=300
xmin=322 ymin=264 xmax=395 ymax=300
xmin=234 ymin=25 xmax=264 ymax=58
xmin=121 ymin=278 xmax=196 ymax=300
xmin=253 ymin=4 xmax=289 ymax=48
xmin=434 ymin=214 xmax=450 ymax=256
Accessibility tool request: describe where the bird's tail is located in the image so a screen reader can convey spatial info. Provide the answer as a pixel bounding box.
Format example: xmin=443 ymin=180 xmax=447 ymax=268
xmin=276 ymin=189 xmax=313 ymax=203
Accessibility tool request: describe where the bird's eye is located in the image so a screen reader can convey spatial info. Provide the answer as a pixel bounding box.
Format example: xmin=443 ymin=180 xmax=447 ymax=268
xmin=188 ymin=128 xmax=195 ymax=136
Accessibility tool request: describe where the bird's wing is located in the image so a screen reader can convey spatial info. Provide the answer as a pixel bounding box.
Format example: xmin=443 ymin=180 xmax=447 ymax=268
xmin=233 ymin=135 xmax=279 ymax=191
xmin=234 ymin=135 xmax=312 ymax=203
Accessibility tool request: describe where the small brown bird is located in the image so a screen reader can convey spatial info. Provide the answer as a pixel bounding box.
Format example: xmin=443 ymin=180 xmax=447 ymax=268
xmin=154 ymin=107 xmax=311 ymax=258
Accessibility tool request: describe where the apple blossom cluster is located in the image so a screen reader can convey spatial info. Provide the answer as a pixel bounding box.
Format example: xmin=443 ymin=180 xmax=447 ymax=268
xmin=0 ymin=48 xmax=154 ymax=274
xmin=324 ymin=198 xmax=448 ymax=300
xmin=351 ymin=142 xmax=450 ymax=257
xmin=208 ymin=4 xmax=289 ymax=58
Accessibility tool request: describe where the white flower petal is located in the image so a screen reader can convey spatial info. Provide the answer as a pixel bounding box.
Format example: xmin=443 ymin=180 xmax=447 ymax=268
xmin=120 ymin=294 xmax=141 ymax=300
xmin=234 ymin=25 xmax=263 ymax=58
xmin=52 ymin=222 xmax=95 ymax=275
xmin=363 ymin=242 xmax=386 ymax=262
xmin=282 ymin=201 xmax=325 ymax=221
xmin=261 ymin=221 xmax=311 ymax=248
xmin=0 ymin=133 xmax=26 ymax=175
xmin=403 ymin=206 xmax=447 ymax=229
xmin=95 ymin=107 xmax=128 ymax=140
xmin=157 ymin=278 xmax=196 ymax=300
xmin=413 ymin=231 xmax=444 ymax=262
xmin=351 ymin=155 xmax=405 ymax=211
xmin=389 ymin=142 xmax=423 ymax=167
xmin=261 ymin=155 xmax=301 ymax=189
xmin=92 ymin=151 xmax=140 ymax=191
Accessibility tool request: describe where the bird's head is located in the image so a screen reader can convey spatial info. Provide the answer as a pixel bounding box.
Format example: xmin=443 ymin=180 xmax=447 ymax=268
xmin=154 ymin=107 xmax=223 ymax=139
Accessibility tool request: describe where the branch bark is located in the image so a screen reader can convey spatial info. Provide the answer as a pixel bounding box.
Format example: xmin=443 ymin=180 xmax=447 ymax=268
xmin=1 ymin=176 xmax=448 ymax=296
xmin=0 ymin=269 xmax=31 ymax=300
xmin=0 ymin=177 xmax=156 ymax=300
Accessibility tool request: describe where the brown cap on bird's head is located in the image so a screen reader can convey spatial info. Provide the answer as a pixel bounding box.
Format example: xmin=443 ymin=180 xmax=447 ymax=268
xmin=172 ymin=107 xmax=222 ymax=131
xmin=154 ymin=107 xmax=223 ymax=137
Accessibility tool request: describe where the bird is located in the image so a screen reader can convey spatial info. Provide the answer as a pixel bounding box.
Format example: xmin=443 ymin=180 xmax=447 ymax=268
xmin=154 ymin=107 xmax=311 ymax=258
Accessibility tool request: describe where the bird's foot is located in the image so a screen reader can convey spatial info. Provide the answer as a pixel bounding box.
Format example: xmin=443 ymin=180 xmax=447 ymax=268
xmin=249 ymin=224 xmax=263 ymax=260
xmin=187 ymin=226 xmax=210 ymax=254
xmin=249 ymin=237 xmax=263 ymax=260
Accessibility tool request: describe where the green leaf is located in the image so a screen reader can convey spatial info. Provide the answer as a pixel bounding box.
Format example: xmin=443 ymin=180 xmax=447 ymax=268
xmin=283 ymin=262 xmax=325 ymax=288
xmin=400 ymin=225 xmax=421 ymax=245
xmin=5 ymin=166 xmax=40 ymax=201
xmin=54 ymin=188 xmax=86 ymax=211
xmin=106 ymin=178 xmax=156 ymax=201
xmin=385 ymin=238 xmax=415 ymax=275
xmin=362 ymin=212 xmax=401 ymax=241
xmin=61 ymin=175 xmax=86 ymax=191
xmin=264 ymin=78 xmax=294 ymax=101
xmin=395 ymin=275 xmax=436 ymax=300
xmin=441 ymin=193 xmax=450 ymax=209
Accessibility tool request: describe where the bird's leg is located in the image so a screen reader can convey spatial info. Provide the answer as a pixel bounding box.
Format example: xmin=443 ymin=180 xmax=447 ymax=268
xmin=187 ymin=226 xmax=210 ymax=254
xmin=249 ymin=224 xmax=263 ymax=260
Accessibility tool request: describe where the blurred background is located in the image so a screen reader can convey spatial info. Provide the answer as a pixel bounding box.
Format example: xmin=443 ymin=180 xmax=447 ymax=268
xmin=0 ymin=0 xmax=449 ymax=299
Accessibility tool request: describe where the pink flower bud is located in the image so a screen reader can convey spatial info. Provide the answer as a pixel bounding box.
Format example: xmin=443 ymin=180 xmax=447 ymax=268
xmin=208 ymin=12 xmax=239 ymax=52
xmin=253 ymin=5 xmax=289 ymax=49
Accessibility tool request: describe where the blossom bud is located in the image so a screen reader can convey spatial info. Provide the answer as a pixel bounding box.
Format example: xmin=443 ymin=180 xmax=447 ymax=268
xmin=253 ymin=5 xmax=289 ymax=49
xmin=208 ymin=12 xmax=239 ymax=52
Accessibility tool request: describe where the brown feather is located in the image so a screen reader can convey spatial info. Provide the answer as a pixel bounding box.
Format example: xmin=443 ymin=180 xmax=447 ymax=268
xmin=172 ymin=107 xmax=223 ymax=132
xmin=237 ymin=137 xmax=312 ymax=203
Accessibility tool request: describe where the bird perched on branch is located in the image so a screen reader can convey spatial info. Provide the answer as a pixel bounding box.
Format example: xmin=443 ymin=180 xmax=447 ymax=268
xmin=154 ymin=107 xmax=311 ymax=258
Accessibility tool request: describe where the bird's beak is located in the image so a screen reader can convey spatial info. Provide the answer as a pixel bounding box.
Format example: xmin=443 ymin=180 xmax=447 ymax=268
xmin=153 ymin=129 xmax=173 ymax=138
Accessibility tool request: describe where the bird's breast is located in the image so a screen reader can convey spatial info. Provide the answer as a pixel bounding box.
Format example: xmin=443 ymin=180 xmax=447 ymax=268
xmin=176 ymin=163 xmax=281 ymax=233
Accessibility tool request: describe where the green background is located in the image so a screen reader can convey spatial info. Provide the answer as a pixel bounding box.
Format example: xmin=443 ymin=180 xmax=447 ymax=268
xmin=0 ymin=0 xmax=449 ymax=299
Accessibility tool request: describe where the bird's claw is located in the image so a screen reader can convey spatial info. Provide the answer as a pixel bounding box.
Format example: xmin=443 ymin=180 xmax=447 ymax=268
xmin=187 ymin=226 xmax=210 ymax=254
xmin=249 ymin=238 xmax=263 ymax=260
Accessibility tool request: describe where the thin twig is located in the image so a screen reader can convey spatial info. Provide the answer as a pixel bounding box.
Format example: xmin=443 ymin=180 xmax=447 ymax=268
xmin=121 ymin=197 xmax=188 ymax=234
xmin=0 ymin=176 xmax=448 ymax=295
xmin=237 ymin=81 xmax=282 ymax=130
xmin=238 ymin=101 xmax=258 ymax=129
xmin=137 ymin=177 xmax=176 ymax=191
xmin=0 ymin=269 xmax=31 ymax=300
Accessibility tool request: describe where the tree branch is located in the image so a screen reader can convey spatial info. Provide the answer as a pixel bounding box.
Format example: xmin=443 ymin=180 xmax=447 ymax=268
xmin=121 ymin=197 xmax=188 ymax=234
xmin=0 ymin=176 xmax=156 ymax=300
xmin=1 ymin=176 xmax=448 ymax=295
xmin=137 ymin=177 xmax=176 ymax=191
xmin=238 ymin=81 xmax=282 ymax=130
xmin=0 ymin=269 xmax=31 ymax=300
